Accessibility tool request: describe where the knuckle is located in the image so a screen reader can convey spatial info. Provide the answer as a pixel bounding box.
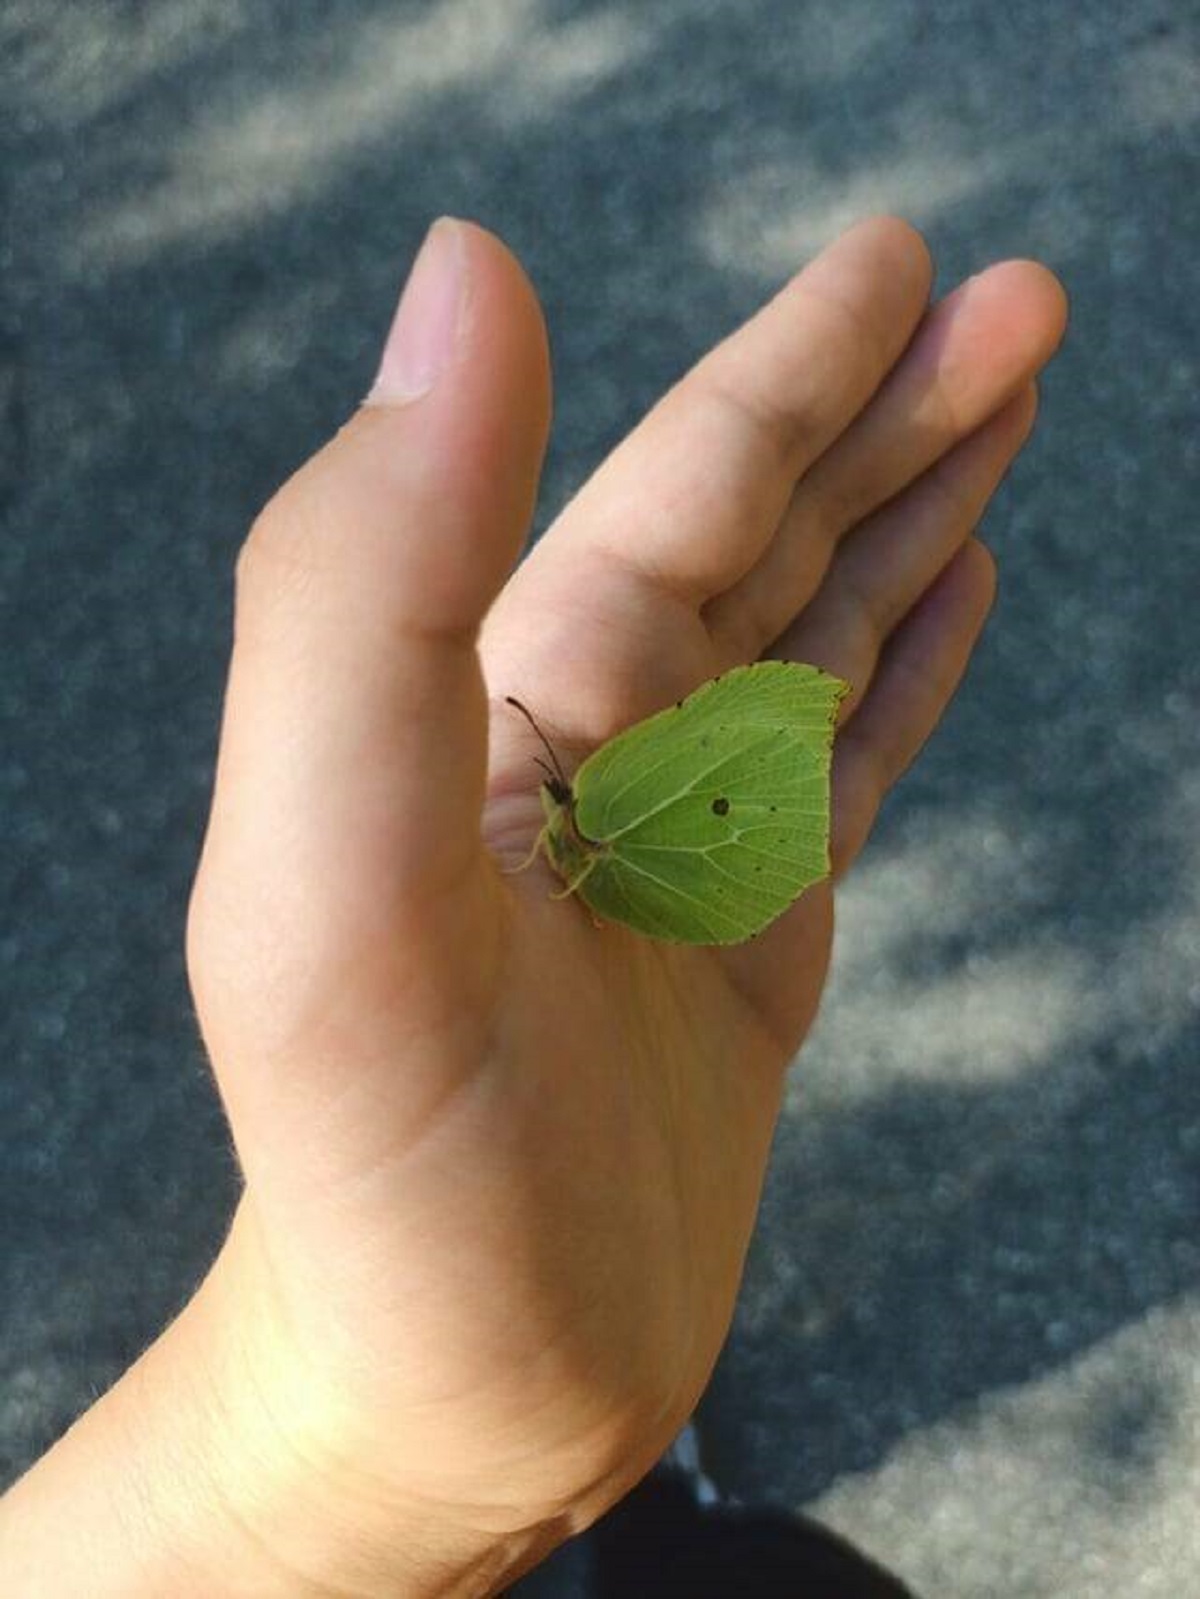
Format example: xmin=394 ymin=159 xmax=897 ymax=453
xmin=234 ymin=489 xmax=328 ymax=621
xmin=926 ymin=452 xmax=979 ymax=530
xmin=927 ymin=358 xmax=965 ymax=442
xmin=832 ymin=560 xmax=887 ymax=655
xmin=698 ymin=370 xmax=807 ymax=480
xmin=803 ymin=282 xmax=894 ymax=402
xmin=862 ymin=727 xmax=891 ymax=794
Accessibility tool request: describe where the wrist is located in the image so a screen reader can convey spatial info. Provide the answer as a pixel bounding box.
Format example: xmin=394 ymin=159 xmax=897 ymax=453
xmin=192 ymin=1195 xmax=545 ymax=1596
xmin=0 ymin=1197 xmax=544 ymax=1598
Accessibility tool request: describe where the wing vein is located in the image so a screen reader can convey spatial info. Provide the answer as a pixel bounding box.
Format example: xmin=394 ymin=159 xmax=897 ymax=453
xmin=595 ymin=727 xmax=792 ymax=842
xmin=610 ymin=854 xmax=747 ymax=939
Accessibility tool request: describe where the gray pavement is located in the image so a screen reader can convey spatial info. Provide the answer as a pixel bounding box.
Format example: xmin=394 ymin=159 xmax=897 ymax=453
xmin=3 ymin=3 xmax=1199 ymax=1593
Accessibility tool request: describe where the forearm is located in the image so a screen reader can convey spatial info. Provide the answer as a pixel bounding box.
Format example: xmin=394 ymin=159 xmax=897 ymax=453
xmin=0 ymin=1200 xmax=526 ymax=1598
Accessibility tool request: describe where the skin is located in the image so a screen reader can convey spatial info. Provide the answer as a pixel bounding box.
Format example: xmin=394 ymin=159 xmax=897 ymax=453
xmin=0 ymin=216 xmax=1067 ymax=1596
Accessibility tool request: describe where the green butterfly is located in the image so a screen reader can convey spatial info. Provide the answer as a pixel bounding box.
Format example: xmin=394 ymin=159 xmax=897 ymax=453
xmin=507 ymin=661 xmax=848 ymax=946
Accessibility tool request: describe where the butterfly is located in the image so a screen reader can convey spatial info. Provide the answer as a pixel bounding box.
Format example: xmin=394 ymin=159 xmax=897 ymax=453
xmin=507 ymin=660 xmax=847 ymax=945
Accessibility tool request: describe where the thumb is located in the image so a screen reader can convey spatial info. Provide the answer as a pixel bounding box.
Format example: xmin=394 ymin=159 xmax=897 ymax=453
xmin=188 ymin=219 xmax=550 ymax=1113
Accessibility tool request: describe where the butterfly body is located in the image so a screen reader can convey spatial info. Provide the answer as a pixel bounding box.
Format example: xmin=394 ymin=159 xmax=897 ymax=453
xmin=524 ymin=661 xmax=847 ymax=947
xmin=540 ymin=779 xmax=607 ymax=895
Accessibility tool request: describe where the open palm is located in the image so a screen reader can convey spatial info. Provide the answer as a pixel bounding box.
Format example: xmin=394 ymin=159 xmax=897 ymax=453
xmin=186 ymin=216 xmax=1066 ymax=1583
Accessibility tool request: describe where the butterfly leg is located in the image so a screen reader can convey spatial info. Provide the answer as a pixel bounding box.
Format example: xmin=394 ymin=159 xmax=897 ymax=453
xmin=499 ymin=823 xmax=549 ymax=876
xmin=549 ymin=855 xmax=600 ymax=901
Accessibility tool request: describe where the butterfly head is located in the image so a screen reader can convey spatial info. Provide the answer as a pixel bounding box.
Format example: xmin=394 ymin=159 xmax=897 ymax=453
xmin=542 ymin=773 xmax=573 ymax=806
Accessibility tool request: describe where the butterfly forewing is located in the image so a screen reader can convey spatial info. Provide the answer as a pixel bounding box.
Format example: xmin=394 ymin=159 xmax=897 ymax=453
xmin=571 ymin=662 xmax=847 ymax=945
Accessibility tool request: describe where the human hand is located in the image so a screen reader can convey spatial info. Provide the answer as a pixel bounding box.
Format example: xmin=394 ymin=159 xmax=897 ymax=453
xmin=146 ymin=216 xmax=1066 ymax=1594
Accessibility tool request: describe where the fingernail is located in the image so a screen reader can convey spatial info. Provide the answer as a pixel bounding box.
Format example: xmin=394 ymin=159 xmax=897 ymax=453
xmin=368 ymin=218 xmax=466 ymax=404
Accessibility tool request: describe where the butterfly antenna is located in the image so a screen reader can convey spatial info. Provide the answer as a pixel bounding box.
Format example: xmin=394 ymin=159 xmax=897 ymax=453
xmin=505 ymin=696 xmax=570 ymax=790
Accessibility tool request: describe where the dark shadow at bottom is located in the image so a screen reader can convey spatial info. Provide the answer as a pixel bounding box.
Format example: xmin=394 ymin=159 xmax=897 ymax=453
xmin=511 ymin=1467 xmax=918 ymax=1597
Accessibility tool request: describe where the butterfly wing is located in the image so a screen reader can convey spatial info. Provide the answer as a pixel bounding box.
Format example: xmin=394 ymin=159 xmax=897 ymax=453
xmin=571 ymin=661 xmax=847 ymax=945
